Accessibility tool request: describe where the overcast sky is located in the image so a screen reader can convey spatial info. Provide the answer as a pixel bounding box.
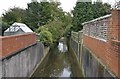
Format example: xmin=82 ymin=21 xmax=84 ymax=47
xmin=0 ymin=0 xmax=116 ymax=16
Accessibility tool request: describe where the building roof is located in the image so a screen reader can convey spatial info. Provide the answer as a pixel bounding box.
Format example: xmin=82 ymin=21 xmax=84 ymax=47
xmin=5 ymin=22 xmax=33 ymax=32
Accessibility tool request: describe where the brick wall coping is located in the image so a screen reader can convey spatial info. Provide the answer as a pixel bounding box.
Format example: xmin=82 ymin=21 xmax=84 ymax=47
xmin=84 ymin=34 xmax=107 ymax=42
xmin=82 ymin=14 xmax=111 ymax=25
xmin=112 ymin=40 xmax=120 ymax=43
xmin=1 ymin=33 xmax=35 ymax=39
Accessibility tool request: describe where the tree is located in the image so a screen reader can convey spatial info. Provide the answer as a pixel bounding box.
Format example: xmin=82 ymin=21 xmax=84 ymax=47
xmin=35 ymin=1 xmax=72 ymax=43
xmin=72 ymin=0 xmax=111 ymax=31
xmin=92 ymin=1 xmax=111 ymax=18
xmin=72 ymin=1 xmax=93 ymax=31
xmin=37 ymin=20 xmax=64 ymax=43
xmin=0 ymin=19 xmax=9 ymax=36
xmin=23 ymin=1 xmax=53 ymax=31
xmin=39 ymin=30 xmax=53 ymax=46
xmin=2 ymin=7 xmax=26 ymax=25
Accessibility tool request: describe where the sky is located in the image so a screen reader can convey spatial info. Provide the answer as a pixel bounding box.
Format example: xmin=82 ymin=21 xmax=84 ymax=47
xmin=0 ymin=0 xmax=116 ymax=16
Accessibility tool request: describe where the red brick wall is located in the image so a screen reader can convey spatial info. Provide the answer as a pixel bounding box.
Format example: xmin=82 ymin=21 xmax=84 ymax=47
xmin=0 ymin=33 xmax=36 ymax=58
xmin=83 ymin=10 xmax=120 ymax=77
xmin=108 ymin=10 xmax=120 ymax=41
xmin=83 ymin=35 xmax=119 ymax=77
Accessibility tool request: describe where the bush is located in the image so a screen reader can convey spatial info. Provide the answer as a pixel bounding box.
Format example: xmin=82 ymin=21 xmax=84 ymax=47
xmin=39 ymin=30 xmax=53 ymax=46
xmin=37 ymin=20 xmax=64 ymax=43
xmin=36 ymin=26 xmax=48 ymax=33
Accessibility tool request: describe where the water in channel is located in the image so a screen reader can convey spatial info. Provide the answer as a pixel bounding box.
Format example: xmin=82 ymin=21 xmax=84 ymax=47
xmin=32 ymin=38 xmax=84 ymax=77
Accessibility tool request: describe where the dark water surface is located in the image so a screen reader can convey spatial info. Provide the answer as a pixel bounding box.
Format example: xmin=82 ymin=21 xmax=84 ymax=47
xmin=32 ymin=41 xmax=83 ymax=77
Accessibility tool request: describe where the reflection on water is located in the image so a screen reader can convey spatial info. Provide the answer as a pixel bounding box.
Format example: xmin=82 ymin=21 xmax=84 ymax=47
xmin=60 ymin=68 xmax=71 ymax=77
xmin=58 ymin=42 xmax=68 ymax=53
xmin=32 ymin=40 xmax=83 ymax=77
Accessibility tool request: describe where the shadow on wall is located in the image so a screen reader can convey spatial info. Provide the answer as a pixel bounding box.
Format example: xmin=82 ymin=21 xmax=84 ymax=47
xmin=70 ymin=38 xmax=114 ymax=77
xmin=82 ymin=45 xmax=113 ymax=77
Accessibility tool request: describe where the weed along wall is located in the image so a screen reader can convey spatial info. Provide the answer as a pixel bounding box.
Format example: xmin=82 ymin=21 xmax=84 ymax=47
xmin=70 ymin=9 xmax=120 ymax=77
xmin=0 ymin=33 xmax=44 ymax=77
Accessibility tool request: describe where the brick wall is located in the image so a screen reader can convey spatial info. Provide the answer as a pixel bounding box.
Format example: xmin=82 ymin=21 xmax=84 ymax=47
xmin=83 ymin=10 xmax=120 ymax=77
xmin=108 ymin=10 xmax=120 ymax=41
xmin=1 ymin=33 xmax=36 ymax=58
xmin=83 ymin=35 xmax=119 ymax=77
xmin=108 ymin=10 xmax=120 ymax=77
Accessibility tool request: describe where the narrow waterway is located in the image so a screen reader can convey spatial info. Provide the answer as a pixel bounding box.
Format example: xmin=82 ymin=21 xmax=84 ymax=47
xmin=32 ymin=38 xmax=84 ymax=77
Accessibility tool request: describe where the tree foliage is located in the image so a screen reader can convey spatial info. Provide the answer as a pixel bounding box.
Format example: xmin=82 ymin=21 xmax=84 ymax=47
xmin=46 ymin=20 xmax=64 ymax=42
xmin=72 ymin=0 xmax=111 ymax=31
xmin=34 ymin=1 xmax=72 ymax=44
xmin=23 ymin=2 xmax=53 ymax=30
xmin=2 ymin=7 xmax=26 ymax=25
xmin=0 ymin=19 xmax=9 ymax=36
xmin=39 ymin=30 xmax=53 ymax=46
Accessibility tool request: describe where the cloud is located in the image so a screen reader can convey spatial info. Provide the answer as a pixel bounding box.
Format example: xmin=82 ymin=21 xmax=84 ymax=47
xmin=59 ymin=0 xmax=77 ymax=12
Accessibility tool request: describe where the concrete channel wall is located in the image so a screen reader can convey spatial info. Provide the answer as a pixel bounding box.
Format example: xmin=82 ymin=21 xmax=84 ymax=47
xmin=0 ymin=33 xmax=44 ymax=78
xmin=1 ymin=43 xmax=44 ymax=77
xmin=70 ymin=31 xmax=115 ymax=77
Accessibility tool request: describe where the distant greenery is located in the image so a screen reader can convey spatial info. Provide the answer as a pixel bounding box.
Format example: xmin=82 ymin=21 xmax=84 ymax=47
xmin=72 ymin=0 xmax=111 ymax=31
